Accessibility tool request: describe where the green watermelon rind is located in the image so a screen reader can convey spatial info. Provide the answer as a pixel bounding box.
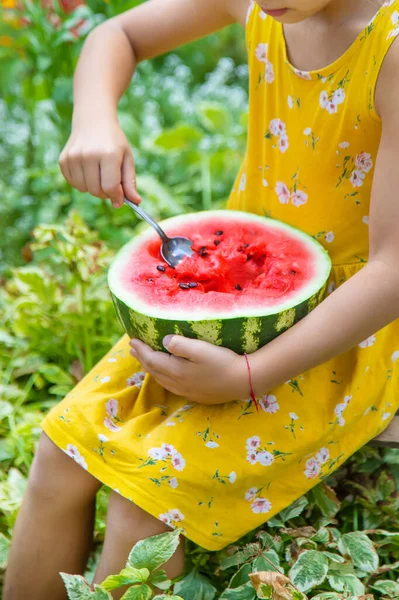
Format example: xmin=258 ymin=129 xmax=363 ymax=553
xmin=108 ymin=210 xmax=331 ymax=354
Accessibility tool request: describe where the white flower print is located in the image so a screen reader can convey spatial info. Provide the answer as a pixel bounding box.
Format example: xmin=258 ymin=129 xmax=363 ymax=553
xmin=159 ymin=508 xmax=184 ymax=527
xmin=288 ymin=95 xmax=293 ymax=109
xmin=304 ymin=457 xmax=321 ymax=479
xmin=362 ymin=216 xmax=369 ymax=225
xmin=148 ymin=447 xmax=167 ymax=460
xmin=169 ymin=477 xmax=178 ymax=489
xmin=259 ymin=9 xmax=267 ymax=19
xmin=332 ymin=88 xmax=345 ymax=105
xmin=350 ymin=169 xmax=365 ymax=188
xmin=259 ymin=394 xmax=280 ymax=414
xmin=251 ymin=497 xmax=272 ymax=514
xmin=391 ymin=10 xmax=399 ymax=24
xmin=383 ymin=0 xmax=395 ymax=7
xmin=246 ymin=436 xmax=261 ymax=451
xmin=339 ymin=141 xmax=350 ymax=149
xmin=316 ymin=448 xmax=330 ymax=464
xmin=275 ymin=182 xmax=290 ymax=204
xmin=246 ymin=0 xmax=255 ymax=23
xmin=270 ymin=118 xmax=283 ymax=136
xmin=279 ymin=135 xmax=289 ymax=153
xmin=246 ymin=451 xmax=258 ymax=465
xmin=257 ymin=451 xmax=274 ymax=466
xmin=304 ymin=127 xmax=312 ymax=136
xmin=127 ymin=371 xmax=146 ymax=388
xmin=262 ymin=178 xmax=269 ymax=187
xmin=255 ymin=43 xmax=268 ymax=63
xmin=228 ymin=471 xmax=237 ymax=483
xmin=326 ymin=101 xmax=338 ymax=115
xmin=265 ymin=61 xmax=275 ymax=84
xmin=356 ymin=152 xmax=373 ymax=173
xmin=100 ymin=376 xmax=111 ymax=384
xmin=289 ymin=412 xmax=299 ymax=420
xmin=171 ymin=453 xmax=186 ymax=471
xmin=106 ymin=398 xmax=118 ymax=418
xmin=320 ymin=91 xmax=329 ymax=109
xmin=205 ymin=441 xmax=219 ymax=449
xmin=325 ymin=231 xmax=335 ymax=243
xmin=291 ymin=190 xmax=308 ymax=207
xmin=65 ymin=444 xmax=88 ymax=470
xmin=292 ymin=67 xmax=312 ymax=80
xmin=382 ymin=412 xmax=392 ymax=421
xmin=239 ymin=173 xmax=246 ymax=192
xmin=333 ymin=395 xmax=352 ymax=427
xmin=245 ymin=487 xmax=258 ymax=501
xmin=166 ymin=421 xmax=176 ymax=426
xmin=107 ymin=357 xmax=117 ymax=363
xmin=391 ymin=350 xmax=399 ymax=362
xmin=327 ymin=282 xmax=336 ymax=294
xmin=104 ymin=417 xmax=122 ymax=432
xmin=98 ymin=434 xmax=109 ymax=443
xmin=359 ymin=335 xmax=376 ymax=348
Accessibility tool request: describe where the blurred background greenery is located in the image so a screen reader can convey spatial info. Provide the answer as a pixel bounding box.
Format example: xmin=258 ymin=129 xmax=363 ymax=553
xmin=0 ymin=2 xmax=398 ymax=598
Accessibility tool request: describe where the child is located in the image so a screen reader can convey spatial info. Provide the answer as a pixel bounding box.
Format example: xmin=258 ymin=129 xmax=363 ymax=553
xmin=5 ymin=0 xmax=399 ymax=598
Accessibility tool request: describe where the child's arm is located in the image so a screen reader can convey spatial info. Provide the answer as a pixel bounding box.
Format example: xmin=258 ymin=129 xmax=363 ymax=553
xmin=59 ymin=0 xmax=244 ymax=207
xmin=129 ymin=40 xmax=399 ymax=405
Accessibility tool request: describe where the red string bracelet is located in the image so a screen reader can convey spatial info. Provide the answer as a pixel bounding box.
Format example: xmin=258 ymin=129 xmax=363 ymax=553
xmin=243 ymin=353 xmax=259 ymax=413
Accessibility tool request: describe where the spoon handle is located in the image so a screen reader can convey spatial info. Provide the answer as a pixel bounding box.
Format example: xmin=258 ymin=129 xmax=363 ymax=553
xmin=123 ymin=197 xmax=169 ymax=243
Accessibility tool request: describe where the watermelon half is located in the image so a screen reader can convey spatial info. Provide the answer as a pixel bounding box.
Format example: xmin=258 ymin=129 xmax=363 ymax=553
xmin=108 ymin=210 xmax=331 ymax=354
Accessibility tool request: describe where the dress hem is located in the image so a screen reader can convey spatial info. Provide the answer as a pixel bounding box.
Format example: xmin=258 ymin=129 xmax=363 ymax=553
xmin=41 ymin=417 xmax=234 ymax=552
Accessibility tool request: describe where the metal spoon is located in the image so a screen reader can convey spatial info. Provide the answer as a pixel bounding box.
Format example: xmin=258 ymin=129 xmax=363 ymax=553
xmin=123 ymin=197 xmax=194 ymax=268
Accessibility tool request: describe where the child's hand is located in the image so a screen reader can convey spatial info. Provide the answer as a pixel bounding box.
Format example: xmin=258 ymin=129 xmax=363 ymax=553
xmin=129 ymin=336 xmax=249 ymax=405
xmin=59 ymin=117 xmax=142 ymax=208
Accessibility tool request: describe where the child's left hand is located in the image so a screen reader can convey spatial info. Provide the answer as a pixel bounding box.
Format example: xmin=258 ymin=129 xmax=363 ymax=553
xmin=129 ymin=336 xmax=249 ymax=405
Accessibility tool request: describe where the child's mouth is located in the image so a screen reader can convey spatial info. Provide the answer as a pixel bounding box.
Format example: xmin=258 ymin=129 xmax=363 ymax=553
xmin=260 ymin=7 xmax=288 ymax=17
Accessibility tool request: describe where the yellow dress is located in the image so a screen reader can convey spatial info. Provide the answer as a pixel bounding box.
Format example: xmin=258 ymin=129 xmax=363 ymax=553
xmin=42 ymin=0 xmax=399 ymax=551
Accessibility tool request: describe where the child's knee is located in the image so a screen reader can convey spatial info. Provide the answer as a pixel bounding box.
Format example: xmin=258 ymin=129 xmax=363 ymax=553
xmin=27 ymin=432 xmax=100 ymax=505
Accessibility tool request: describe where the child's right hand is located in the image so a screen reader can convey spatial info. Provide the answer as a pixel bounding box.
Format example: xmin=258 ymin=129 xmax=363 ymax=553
xmin=59 ymin=117 xmax=142 ymax=208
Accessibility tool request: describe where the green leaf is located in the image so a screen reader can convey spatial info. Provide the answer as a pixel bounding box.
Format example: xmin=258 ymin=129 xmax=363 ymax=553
xmin=60 ymin=573 xmax=99 ymax=600
xmin=92 ymin=587 xmax=114 ymax=600
xmin=174 ymin=568 xmax=217 ymax=600
xmin=0 ymin=400 xmax=13 ymax=420
xmin=339 ymin=532 xmax=379 ymax=573
xmin=311 ymin=594 xmax=344 ymax=600
xmin=102 ymin=567 xmax=150 ymax=590
xmin=308 ymin=484 xmax=341 ymax=518
xmin=327 ymin=571 xmax=365 ymax=595
xmin=152 ymin=123 xmax=202 ymax=151
xmin=220 ymin=543 xmax=260 ymax=569
xmin=278 ymin=496 xmax=308 ymax=522
xmin=197 ymin=101 xmax=230 ymax=131
xmin=120 ymin=584 xmax=152 ymax=600
xmin=0 ymin=533 xmax=10 ymax=569
xmin=288 ymin=550 xmax=329 ymax=592
xmin=252 ymin=550 xmax=282 ymax=574
xmin=148 ymin=568 xmax=171 ymax=590
xmin=321 ymin=551 xmax=345 ymax=564
xmin=127 ymin=529 xmax=181 ymax=572
xmin=153 ymin=596 xmax=184 ymax=600
xmin=372 ymin=580 xmax=399 ymax=597
xmin=229 ymin=563 xmax=252 ymax=588
xmin=219 ymin=582 xmax=256 ymax=600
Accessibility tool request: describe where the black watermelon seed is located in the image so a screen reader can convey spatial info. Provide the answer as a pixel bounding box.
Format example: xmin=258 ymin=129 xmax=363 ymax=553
xmin=214 ymin=240 xmax=221 ymax=246
xmin=157 ymin=265 xmax=166 ymax=272
xmin=189 ymin=282 xmax=198 ymax=288
xmin=243 ymin=243 xmax=249 ymax=248
xmin=179 ymin=283 xmax=190 ymax=289
xmin=199 ymin=246 xmax=207 ymax=257
xmin=215 ymin=230 xmax=223 ymax=236
xmin=148 ymin=277 xmax=154 ymax=282
xmin=235 ymin=284 xmax=242 ymax=291
xmin=246 ymin=255 xmax=252 ymax=261
xmin=291 ymin=270 xmax=297 ymax=275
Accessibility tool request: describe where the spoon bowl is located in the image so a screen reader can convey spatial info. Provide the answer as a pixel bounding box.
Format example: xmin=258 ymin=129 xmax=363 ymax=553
xmin=123 ymin=197 xmax=194 ymax=268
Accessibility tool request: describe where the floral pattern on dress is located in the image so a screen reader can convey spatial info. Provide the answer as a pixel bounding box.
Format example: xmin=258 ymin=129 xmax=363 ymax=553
xmin=64 ymin=444 xmax=87 ymax=470
xmin=127 ymin=371 xmax=146 ymax=388
xmin=266 ymin=118 xmax=289 ymax=153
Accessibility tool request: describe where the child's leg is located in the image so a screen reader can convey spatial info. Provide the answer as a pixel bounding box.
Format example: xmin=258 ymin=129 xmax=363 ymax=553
xmin=93 ymin=491 xmax=186 ymax=600
xmin=4 ymin=433 xmax=102 ymax=600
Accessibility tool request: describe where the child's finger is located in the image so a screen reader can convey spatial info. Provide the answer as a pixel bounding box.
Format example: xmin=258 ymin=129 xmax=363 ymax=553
xmin=68 ymin=154 xmax=88 ymax=193
xmin=100 ymin=155 xmax=124 ymax=208
xmin=84 ymin=159 xmax=107 ymax=199
xmin=122 ymin=150 xmax=142 ymax=204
